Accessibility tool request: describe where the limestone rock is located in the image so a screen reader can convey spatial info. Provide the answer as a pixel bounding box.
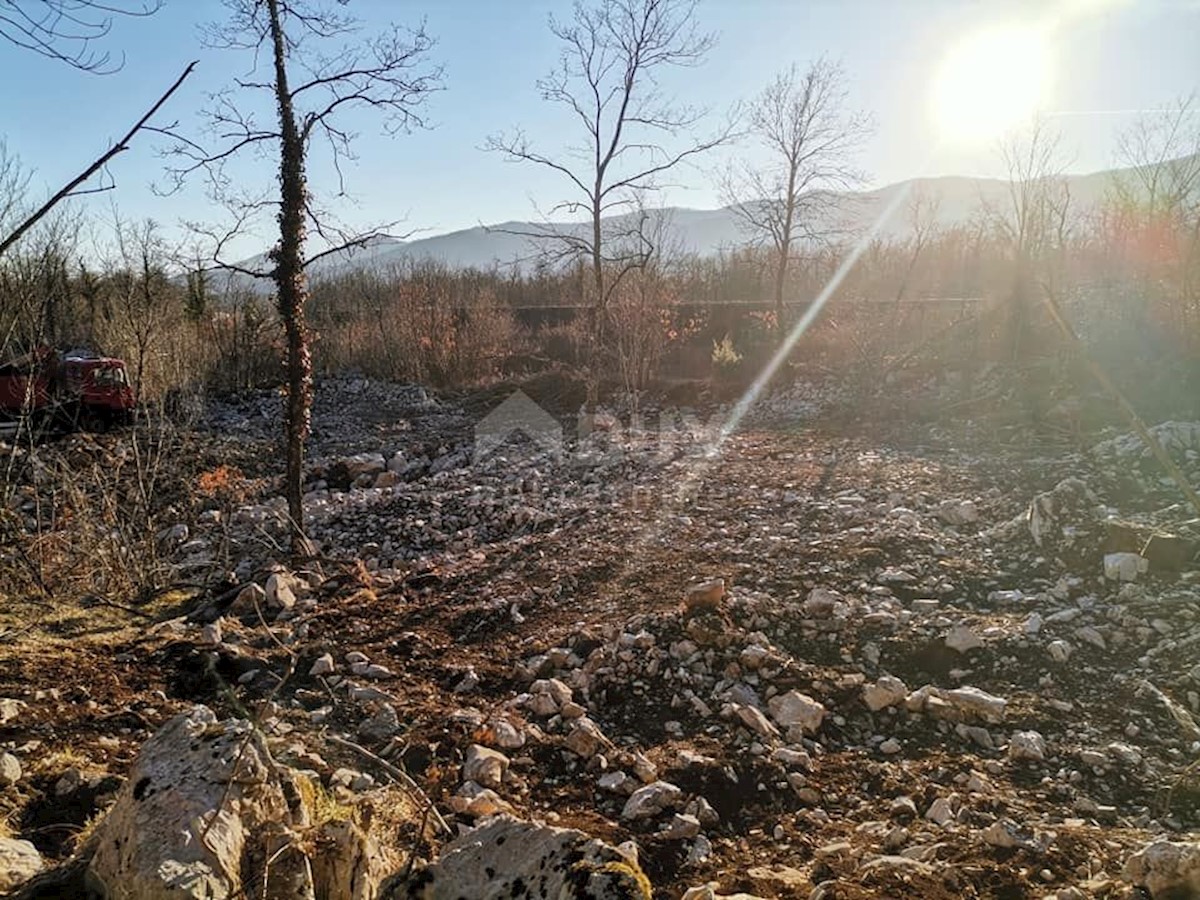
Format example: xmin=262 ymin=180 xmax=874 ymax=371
xmin=767 ymin=690 xmax=826 ymax=734
xmin=1009 ymin=730 xmax=1047 ymax=762
xmin=0 ymin=752 xmax=22 ymax=787
xmin=937 ymin=499 xmax=980 ymax=526
xmin=462 ymin=744 xmax=508 ymax=789
xmin=622 ymin=781 xmax=683 ymax=820
xmin=1123 ymin=840 xmax=1200 ymax=899
xmin=734 ymin=704 xmax=779 ymax=738
xmin=945 ymin=624 xmax=983 ymax=654
xmin=944 ymin=686 xmax=1007 ymax=724
xmin=0 ymin=838 xmax=42 ymax=893
xmin=863 ymin=676 xmax=908 ymax=712
xmin=402 ymin=815 xmax=650 ymax=899
xmin=86 ymin=705 xmax=314 ymax=900
xmin=265 ymin=573 xmax=297 ymax=611
xmin=564 ymin=718 xmax=612 ymax=759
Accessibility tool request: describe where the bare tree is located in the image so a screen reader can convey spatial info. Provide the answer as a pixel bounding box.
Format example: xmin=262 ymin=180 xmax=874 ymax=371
xmin=159 ymin=0 xmax=440 ymax=555
xmin=893 ymin=185 xmax=941 ymax=308
xmin=486 ymin=0 xmax=729 ymax=356
xmin=995 ymin=119 xmax=1072 ymax=269
xmin=0 ymin=0 xmax=161 ymax=72
xmin=982 ymin=118 xmax=1076 ymax=424
xmin=1113 ymin=93 xmax=1200 ymax=220
xmin=0 ymin=142 xmax=30 ymax=238
xmin=608 ymin=200 xmax=683 ymax=403
xmin=106 ymin=214 xmax=172 ymax=399
xmin=723 ymin=59 xmax=870 ymax=321
xmin=1109 ymin=94 xmax=1200 ymax=337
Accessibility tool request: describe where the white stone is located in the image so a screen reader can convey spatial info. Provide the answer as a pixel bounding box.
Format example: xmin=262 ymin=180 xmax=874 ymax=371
xmin=863 ymin=675 xmax=908 ymax=712
xmin=1104 ymin=552 xmax=1149 ymax=582
xmin=491 ymin=720 xmax=526 ymax=750
xmin=925 ymin=796 xmax=956 ymax=826
xmin=662 ymin=813 xmax=702 ymax=840
xmin=1009 ymin=730 xmax=1047 ymax=762
xmin=767 ymin=690 xmax=826 ymax=734
xmin=937 ymin=499 xmax=980 ymax=526
xmin=86 ymin=706 xmax=340 ymax=899
xmin=944 ymin=686 xmax=1007 ymax=723
xmin=264 ymin=573 xmax=296 ymax=610
xmin=599 ymin=771 xmax=633 ymax=794
xmin=1124 ymin=840 xmax=1200 ymax=899
xmin=408 ymin=816 xmax=648 ymax=897
xmin=309 ymin=654 xmax=335 ymax=676
xmin=563 ymin=718 xmax=611 ymax=759
xmin=803 ymin=588 xmax=845 ymax=618
xmin=981 ymin=819 xmax=1021 ymax=848
xmin=622 ymin=781 xmax=683 ymax=820
xmin=463 ymin=744 xmax=509 ymax=789
xmin=447 ymin=783 xmax=513 ymax=818
xmin=1047 ymin=641 xmax=1073 ymax=663
xmin=0 ymin=838 xmax=42 ymax=893
xmin=945 ymin=624 xmax=984 ymax=654
xmin=0 ymin=752 xmax=21 ymax=787
xmin=735 ymin=704 xmax=779 ymax=738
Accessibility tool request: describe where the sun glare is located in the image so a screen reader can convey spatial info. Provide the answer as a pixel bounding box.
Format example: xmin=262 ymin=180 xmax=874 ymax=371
xmin=932 ymin=25 xmax=1051 ymax=145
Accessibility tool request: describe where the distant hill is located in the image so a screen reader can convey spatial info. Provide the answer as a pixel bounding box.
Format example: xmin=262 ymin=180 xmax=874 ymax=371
xmin=220 ymin=158 xmax=1176 ymax=291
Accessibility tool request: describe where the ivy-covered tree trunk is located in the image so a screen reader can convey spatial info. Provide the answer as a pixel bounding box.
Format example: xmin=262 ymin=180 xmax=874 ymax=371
xmin=267 ymin=0 xmax=312 ymax=557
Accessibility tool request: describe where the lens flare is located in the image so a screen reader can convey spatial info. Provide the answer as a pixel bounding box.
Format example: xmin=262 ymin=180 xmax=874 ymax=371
xmin=932 ymin=25 xmax=1051 ymax=145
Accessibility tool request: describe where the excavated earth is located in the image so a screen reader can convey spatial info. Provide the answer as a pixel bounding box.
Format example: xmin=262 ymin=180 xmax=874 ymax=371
xmin=2 ymin=374 xmax=1200 ymax=898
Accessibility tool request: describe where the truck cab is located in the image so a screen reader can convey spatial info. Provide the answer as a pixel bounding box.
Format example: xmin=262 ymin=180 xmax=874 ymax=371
xmin=61 ymin=352 xmax=137 ymax=422
xmin=0 ymin=347 xmax=136 ymax=430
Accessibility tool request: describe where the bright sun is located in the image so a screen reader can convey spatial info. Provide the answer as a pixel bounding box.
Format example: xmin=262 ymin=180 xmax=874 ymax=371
xmin=932 ymin=25 xmax=1051 ymax=145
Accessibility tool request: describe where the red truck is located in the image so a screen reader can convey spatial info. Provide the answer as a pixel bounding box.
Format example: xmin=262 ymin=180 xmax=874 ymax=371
xmin=0 ymin=346 xmax=136 ymax=433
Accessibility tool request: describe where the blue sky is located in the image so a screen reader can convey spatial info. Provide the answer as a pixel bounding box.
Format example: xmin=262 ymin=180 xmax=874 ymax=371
xmin=0 ymin=0 xmax=1197 ymax=256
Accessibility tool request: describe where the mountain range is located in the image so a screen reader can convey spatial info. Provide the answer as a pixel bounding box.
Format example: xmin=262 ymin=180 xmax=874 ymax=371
xmin=223 ymin=161 xmax=1151 ymax=288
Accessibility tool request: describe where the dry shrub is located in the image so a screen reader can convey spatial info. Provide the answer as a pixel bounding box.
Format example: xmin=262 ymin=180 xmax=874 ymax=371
xmin=313 ymin=270 xmax=521 ymax=388
xmin=0 ymin=412 xmax=203 ymax=612
xmin=607 ymin=269 xmax=686 ymax=396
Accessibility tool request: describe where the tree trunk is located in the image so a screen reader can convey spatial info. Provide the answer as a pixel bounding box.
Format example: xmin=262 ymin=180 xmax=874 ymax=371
xmin=774 ymin=178 xmax=796 ymax=333
xmin=586 ymin=194 xmax=604 ymax=404
xmin=267 ymin=0 xmax=313 ymax=557
xmin=772 ymin=248 xmax=788 ymax=321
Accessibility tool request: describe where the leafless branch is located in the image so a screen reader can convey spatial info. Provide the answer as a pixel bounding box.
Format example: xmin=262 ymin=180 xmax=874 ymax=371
xmin=0 ymin=60 xmax=196 ymax=259
xmin=0 ymin=0 xmax=162 ymax=73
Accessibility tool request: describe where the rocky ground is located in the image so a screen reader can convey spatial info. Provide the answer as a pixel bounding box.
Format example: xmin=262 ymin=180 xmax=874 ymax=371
xmin=1 ymin=374 xmax=1199 ymax=898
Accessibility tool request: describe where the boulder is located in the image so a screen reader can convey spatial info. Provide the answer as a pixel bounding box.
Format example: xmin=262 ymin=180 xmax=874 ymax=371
xmin=85 ymin=706 xmax=401 ymax=900
xmin=86 ymin=705 xmax=315 ymax=899
xmin=1123 ymin=840 xmax=1200 ymax=898
xmin=0 ymin=839 xmax=43 ymax=893
xmin=1027 ymin=478 xmax=1099 ymax=550
xmin=401 ymin=815 xmax=650 ymax=898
